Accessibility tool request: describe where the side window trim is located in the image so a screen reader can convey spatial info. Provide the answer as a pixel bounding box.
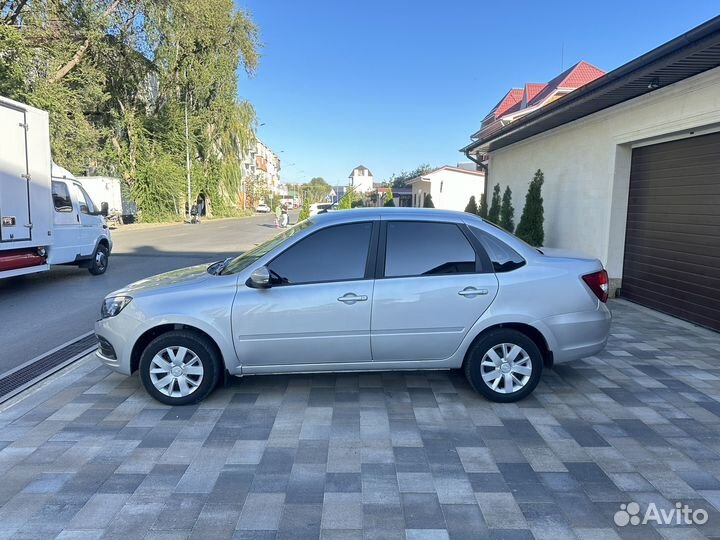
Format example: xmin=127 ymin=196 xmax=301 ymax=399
xmin=458 ymin=223 xmax=493 ymax=274
xmin=266 ymin=220 xmax=379 ymax=287
xmin=378 ymin=220 xmax=492 ymax=279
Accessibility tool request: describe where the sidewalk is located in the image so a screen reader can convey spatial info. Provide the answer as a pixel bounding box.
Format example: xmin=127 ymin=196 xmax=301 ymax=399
xmin=1 ymin=301 xmax=720 ymax=539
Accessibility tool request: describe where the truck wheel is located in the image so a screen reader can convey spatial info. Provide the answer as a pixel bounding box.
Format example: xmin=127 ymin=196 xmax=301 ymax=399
xmin=88 ymin=244 xmax=109 ymax=275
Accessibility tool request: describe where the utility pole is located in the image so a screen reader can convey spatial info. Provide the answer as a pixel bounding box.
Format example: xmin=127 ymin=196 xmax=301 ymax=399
xmin=184 ymin=89 xmax=192 ymax=219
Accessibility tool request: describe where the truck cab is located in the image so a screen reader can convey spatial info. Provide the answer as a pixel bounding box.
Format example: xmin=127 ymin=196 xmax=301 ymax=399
xmin=49 ymin=165 xmax=112 ymax=274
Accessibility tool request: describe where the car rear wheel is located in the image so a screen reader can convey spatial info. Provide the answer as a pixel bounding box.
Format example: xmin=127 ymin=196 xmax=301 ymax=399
xmin=464 ymin=328 xmax=543 ymax=403
xmin=139 ymin=331 xmax=220 ymax=405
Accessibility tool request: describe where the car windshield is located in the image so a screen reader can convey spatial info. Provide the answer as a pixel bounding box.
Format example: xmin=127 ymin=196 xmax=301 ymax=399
xmin=219 ymin=220 xmax=313 ymax=275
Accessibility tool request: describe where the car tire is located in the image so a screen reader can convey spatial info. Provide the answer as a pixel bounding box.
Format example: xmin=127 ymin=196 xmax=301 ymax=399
xmin=464 ymin=328 xmax=543 ymax=403
xmin=88 ymin=244 xmax=109 ymax=275
xmin=139 ymin=330 xmax=221 ymax=405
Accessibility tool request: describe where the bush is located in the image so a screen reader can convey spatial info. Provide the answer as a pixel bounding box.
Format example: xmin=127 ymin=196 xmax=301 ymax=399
xmin=423 ymin=193 xmax=435 ymax=208
xmin=516 ymin=169 xmax=545 ymax=246
xmin=384 ymin=187 xmax=395 ymax=207
xmin=499 ymin=186 xmax=515 ymax=232
xmin=464 ymin=196 xmax=478 ymax=214
xmin=478 ymin=192 xmax=488 ymax=218
xmin=298 ymin=198 xmax=311 ymax=221
xmin=487 ymin=183 xmax=501 ymax=224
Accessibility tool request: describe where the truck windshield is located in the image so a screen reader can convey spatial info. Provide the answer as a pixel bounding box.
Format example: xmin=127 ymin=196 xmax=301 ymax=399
xmin=220 ymin=220 xmax=313 ymax=275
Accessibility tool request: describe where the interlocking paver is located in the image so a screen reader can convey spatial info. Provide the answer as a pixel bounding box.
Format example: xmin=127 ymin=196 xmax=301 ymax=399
xmin=1 ymin=301 xmax=720 ymax=538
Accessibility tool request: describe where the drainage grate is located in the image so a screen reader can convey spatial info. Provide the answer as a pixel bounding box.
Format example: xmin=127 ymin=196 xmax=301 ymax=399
xmin=0 ymin=333 xmax=98 ymax=403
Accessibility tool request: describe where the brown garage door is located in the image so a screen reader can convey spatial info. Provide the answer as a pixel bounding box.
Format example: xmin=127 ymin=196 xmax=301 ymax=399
xmin=622 ymin=131 xmax=720 ymax=332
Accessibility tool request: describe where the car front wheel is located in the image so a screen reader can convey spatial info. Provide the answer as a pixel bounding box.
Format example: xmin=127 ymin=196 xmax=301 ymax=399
xmin=464 ymin=328 xmax=543 ymax=403
xmin=139 ymin=331 xmax=220 ymax=405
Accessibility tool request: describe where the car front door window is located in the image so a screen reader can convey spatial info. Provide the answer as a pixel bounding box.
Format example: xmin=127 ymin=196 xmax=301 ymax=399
xmin=269 ymin=222 xmax=373 ymax=285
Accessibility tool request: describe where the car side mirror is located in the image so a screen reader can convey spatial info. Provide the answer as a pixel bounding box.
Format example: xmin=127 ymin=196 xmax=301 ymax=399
xmin=248 ymin=266 xmax=271 ymax=289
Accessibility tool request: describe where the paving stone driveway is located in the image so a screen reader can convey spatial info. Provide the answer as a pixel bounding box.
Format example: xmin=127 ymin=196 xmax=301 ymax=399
xmin=2 ymin=300 xmax=720 ymax=540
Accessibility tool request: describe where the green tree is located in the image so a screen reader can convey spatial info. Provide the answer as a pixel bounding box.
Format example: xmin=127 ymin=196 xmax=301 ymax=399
xmin=338 ymin=193 xmax=353 ymax=209
xmin=384 ymin=187 xmax=395 ymax=207
xmin=298 ymin=197 xmax=311 ymax=221
xmin=302 ymin=177 xmax=332 ymax=203
xmin=388 ymin=164 xmax=433 ymax=189
xmin=478 ymin=192 xmax=488 ymax=218
xmin=516 ymin=169 xmax=545 ymax=246
xmin=423 ymin=193 xmax=435 ymax=208
xmin=0 ymin=0 xmax=261 ymax=222
xmin=464 ymin=196 xmax=478 ymax=214
xmin=487 ymin=183 xmax=501 ymax=223
xmin=499 ymin=186 xmax=515 ymax=232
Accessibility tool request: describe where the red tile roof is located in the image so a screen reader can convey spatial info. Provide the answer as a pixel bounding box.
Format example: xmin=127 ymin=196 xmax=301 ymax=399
xmin=494 ymin=88 xmax=523 ymax=118
xmin=523 ymin=83 xmax=547 ymax=104
xmin=528 ymin=61 xmax=606 ymax=106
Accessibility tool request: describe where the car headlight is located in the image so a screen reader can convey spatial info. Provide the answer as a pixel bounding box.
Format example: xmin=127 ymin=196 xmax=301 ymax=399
xmin=101 ymin=296 xmax=132 ymax=319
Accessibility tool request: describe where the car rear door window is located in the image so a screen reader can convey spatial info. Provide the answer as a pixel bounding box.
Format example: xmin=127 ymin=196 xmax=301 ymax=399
xmin=269 ymin=222 xmax=373 ymax=284
xmin=384 ymin=221 xmax=477 ymax=277
xmin=469 ymin=226 xmax=526 ymax=272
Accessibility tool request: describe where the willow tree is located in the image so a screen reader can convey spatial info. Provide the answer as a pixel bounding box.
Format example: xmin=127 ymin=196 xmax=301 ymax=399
xmin=0 ymin=0 xmax=261 ymax=221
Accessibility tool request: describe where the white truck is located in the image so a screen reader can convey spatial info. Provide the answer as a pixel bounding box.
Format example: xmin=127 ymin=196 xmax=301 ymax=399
xmin=0 ymin=95 xmax=112 ymax=279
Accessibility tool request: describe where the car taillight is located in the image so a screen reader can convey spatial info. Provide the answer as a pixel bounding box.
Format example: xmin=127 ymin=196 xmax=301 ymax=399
xmin=582 ymin=270 xmax=609 ymax=303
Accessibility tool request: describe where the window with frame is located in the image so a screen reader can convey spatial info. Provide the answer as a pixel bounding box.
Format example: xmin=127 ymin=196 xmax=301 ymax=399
xmin=269 ymin=222 xmax=373 ymax=285
xmin=73 ymin=184 xmax=96 ymax=214
xmin=469 ymin=226 xmax=526 ymax=272
xmin=384 ymin=221 xmax=477 ymax=278
xmin=52 ymin=181 xmax=73 ymax=213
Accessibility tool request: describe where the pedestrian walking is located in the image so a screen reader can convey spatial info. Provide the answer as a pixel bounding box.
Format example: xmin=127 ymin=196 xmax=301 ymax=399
xmin=274 ymin=204 xmax=281 ymax=228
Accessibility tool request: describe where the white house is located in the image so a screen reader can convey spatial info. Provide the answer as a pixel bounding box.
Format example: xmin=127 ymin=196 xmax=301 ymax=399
xmin=407 ymin=166 xmax=485 ymax=210
xmin=349 ymin=165 xmax=374 ymax=193
xmin=462 ymin=15 xmax=720 ymax=332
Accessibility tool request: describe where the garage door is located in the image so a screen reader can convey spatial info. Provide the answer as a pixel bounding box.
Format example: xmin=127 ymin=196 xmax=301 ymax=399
xmin=622 ymin=131 xmax=720 ymax=332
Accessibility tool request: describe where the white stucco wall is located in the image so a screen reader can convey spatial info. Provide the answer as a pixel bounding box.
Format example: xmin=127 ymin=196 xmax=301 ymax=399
xmin=487 ymin=67 xmax=720 ymax=279
xmin=411 ymin=169 xmax=485 ymax=210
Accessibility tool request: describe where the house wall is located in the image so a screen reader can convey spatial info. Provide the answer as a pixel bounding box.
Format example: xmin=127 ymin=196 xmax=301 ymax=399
xmin=410 ymin=180 xmax=432 ymax=207
xmin=487 ymin=67 xmax=720 ymax=281
xmin=411 ymin=171 xmax=484 ymax=210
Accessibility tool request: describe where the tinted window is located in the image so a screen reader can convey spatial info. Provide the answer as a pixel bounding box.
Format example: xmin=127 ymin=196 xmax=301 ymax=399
xmin=384 ymin=222 xmax=476 ymax=277
xmin=470 ymin=226 xmax=525 ymax=273
xmin=269 ymin=222 xmax=372 ymax=284
xmin=52 ymin=181 xmax=73 ymax=212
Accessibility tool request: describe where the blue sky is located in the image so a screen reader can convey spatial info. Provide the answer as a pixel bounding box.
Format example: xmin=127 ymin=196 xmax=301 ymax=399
xmin=236 ymin=0 xmax=719 ymax=186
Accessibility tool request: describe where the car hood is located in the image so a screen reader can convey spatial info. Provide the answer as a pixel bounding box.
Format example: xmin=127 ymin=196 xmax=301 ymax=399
xmin=113 ymin=263 xmax=212 ymax=297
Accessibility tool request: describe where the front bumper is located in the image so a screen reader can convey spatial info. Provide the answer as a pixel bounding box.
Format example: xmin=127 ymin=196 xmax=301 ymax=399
xmin=542 ymin=301 xmax=612 ymax=364
xmin=94 ymin=311 xmax=141 ymax=375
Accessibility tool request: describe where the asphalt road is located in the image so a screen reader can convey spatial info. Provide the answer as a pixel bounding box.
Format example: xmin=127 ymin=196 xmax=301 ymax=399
xmin=0 ymin=212 xmax=288 ymax=375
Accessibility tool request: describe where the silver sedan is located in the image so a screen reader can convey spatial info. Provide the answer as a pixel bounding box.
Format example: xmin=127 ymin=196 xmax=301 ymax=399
xmin=95 ymin=208 xmax=611 ymax=405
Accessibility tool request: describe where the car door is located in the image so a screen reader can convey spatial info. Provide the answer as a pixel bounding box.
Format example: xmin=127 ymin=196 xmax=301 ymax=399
xmin=71 ymin=182 xmax=99 ymax=256
xmin=370 ymin=219 xmax=499 ymax=362
xmin=49 ymin=180 xmax=85 ymax=264
xmin=232 ymin=221 xmax=378 ymax=367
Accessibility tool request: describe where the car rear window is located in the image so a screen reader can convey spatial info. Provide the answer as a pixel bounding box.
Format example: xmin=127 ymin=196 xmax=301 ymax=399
xmin=469 ymin=226 xmax=525 ymax=273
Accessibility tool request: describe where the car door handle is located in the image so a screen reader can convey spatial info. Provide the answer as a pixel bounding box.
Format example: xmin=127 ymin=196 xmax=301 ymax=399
xmin=458 ymin=287 xmax=488 ymax=297
xmin=337 ymin=293 xmax=368 ymax=304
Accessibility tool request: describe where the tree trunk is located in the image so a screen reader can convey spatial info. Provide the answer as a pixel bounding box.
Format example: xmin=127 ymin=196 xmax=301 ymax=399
xmin=48 ymin=0 xmax=122 ymax=83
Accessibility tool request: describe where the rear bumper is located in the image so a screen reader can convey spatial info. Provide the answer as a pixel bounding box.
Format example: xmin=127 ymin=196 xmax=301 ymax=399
xmin=541 ymin=302 xmax=611 ymax=364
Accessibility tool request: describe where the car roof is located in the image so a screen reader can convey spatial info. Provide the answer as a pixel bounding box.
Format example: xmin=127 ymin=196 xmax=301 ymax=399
xmin=310 ymin=207 xmax=480 ymax=224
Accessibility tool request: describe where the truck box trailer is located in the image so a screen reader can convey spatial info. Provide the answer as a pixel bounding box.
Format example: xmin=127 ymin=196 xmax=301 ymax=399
xmin=0 ymin=95 xmax=112 ymax=279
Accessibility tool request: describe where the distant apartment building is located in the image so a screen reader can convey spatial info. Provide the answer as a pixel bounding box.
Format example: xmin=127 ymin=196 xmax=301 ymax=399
xmin=241 ymin=138 xmax=281 ymax=195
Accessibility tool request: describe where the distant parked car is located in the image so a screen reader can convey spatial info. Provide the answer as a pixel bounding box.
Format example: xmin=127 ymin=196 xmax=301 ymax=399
xmin=255 ymin=203 xmax=270 ymax=213
xmin=95 ymin=208 xmax=611 ymax=406
xmin=310 ymin=202 xmax=333 ymax=215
